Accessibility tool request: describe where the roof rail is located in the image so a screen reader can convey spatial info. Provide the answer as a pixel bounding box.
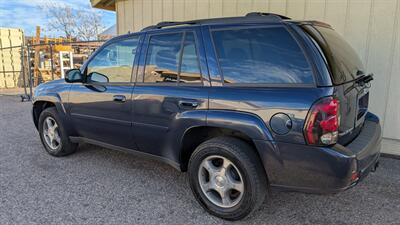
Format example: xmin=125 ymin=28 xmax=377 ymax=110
xmin=141 ymin=12 xmax=291 ymax=31
xmin=245 ymin=12 xmax=291 ymax=20
xmin=141 ymin=21 xmax=197 ymax=31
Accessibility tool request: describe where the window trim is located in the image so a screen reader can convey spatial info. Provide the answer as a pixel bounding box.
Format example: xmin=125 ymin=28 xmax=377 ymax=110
xmin=209 ymin=24 xmax=317 ymax=88
xmin=138 ymin=30 xmax=204 ymax=86
xmin=179 ymin=31 xmax=205 ymax=86
xmin=83 ymin=35 xmax=141 ymax=84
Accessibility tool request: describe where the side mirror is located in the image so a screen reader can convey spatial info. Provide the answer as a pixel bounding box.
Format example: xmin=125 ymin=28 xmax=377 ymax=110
xmin=87 ymin=72 xmax=109 ymax=83
xmin=65 ymin=69 xmax=83 ymax=83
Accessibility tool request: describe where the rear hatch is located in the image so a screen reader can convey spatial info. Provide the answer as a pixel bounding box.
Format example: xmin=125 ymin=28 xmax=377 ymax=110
xmin=302 ymin=24 xmax=373 ymax=145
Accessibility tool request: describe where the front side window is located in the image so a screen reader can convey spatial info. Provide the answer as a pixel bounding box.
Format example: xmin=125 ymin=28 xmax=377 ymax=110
xmin=143 ymin=32 xmax=202 ymax=84
xmin=212 ymin=27 xmax=314 ymax=84
xmin=87 ymin=36 xmax=139 ymax=82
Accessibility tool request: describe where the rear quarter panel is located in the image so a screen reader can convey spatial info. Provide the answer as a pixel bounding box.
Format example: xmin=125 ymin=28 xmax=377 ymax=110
xmin=208 ymin=86 xmax=333 ymax=144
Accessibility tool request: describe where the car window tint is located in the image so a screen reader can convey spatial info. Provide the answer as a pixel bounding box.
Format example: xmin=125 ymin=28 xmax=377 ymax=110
xmin=179 ymin=32 xmax=202 ymax=84
xmin=144 ymin=33 xmax=183 ymax=83
xmin=212 ymin=27 xmax=314 ymax=84
xmin=87 ymin=37 xmax=139 ymax=82
xmin=304 ymin=25 xmax=365 ymax=84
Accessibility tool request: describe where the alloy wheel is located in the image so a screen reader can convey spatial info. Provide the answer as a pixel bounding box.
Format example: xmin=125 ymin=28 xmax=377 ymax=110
xmin=198 ymin=155 xmax=244 ymax=208
xmin=42 ymin=117 xmax=61 ymax=150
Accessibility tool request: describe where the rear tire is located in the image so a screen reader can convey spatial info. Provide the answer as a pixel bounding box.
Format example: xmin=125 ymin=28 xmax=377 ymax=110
xmin=188 ymin=136 xmax=267 ymax=220
xmin=38 ymin=107 xmax=77 ymax=156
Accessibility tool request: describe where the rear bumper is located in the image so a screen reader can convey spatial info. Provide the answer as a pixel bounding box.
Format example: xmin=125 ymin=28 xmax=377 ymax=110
xmin=256 ymin=112 xmax=381 ymax=194
xmin=345 ymin=113 xmax=381 ymax=184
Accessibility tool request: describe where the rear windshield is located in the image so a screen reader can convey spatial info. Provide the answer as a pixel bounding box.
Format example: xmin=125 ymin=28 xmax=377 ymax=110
xmin=303 ymin=25 xmax=365 ymax=84
xmin=211 ymin=27 xmax=314 ymax=85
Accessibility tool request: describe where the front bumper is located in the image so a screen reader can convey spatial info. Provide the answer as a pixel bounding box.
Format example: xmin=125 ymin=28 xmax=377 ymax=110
xmin=257 ymin=112 xmax=381 ymax=194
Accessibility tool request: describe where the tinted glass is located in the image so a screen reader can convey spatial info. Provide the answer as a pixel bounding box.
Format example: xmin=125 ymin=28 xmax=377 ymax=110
xmin=212 ymin=27 xmax=314 ymax=84
xmin=179 ymin=32 xmax=202 ymax=84
xmin=144 ymin=33 xmax=183 ymax=83
xmin=87 ymin=37 xmax=139 ymax=82
xmin=305 ymin=25 xmax=365 ymax=84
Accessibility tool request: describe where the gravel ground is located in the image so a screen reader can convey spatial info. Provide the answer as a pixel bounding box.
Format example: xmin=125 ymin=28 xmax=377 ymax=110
xmin=1 ymin=95 xmax=399 ymax=225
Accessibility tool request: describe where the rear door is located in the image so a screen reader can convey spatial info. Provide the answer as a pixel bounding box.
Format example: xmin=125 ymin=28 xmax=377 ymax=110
xmin=68 ymin=35 xmax=141 ymax=149
xmin=303 ymin=25 xmax=371 ymax=144
xmin=132 ymin=27 xmax=208 ymax=157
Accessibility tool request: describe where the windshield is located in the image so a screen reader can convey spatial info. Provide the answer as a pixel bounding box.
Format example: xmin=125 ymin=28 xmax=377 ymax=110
xmin=303 ymin=25 xmax=365 ymax=84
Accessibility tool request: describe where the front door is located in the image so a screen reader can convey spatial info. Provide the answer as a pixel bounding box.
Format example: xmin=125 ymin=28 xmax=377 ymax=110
xmin=132 ymin=29 xmax=208 ymax=159
xmin=68 ymin=35 xmax=141 ymax=149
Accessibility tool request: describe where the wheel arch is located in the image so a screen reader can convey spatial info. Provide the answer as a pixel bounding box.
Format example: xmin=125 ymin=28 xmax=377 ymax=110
xmin=180 ymin=126 xmax=253 ymax=165
xmin=32 ymin=100 xmax=57 ymax=129
xmin=179 ymin=110 xmax=280 ymax=180
xmin=32 ymin=94 xmax=65 ymax=129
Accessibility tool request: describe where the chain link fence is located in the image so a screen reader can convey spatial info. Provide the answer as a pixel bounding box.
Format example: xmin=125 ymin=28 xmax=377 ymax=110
xmin=0 ymin=40 xmax=106 ymax=101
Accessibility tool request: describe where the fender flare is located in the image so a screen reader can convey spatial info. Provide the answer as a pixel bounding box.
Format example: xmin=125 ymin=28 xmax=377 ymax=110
xmin=206 ymin=110 xmax=283 ymax=182
xmin=33 ymin=93 xmax=65 ymax=114
xmin=206 ymin=110 xmax=273 ymax=141
xmin=32 ymin=93 xmax=68 ymax=130
xmin=178 ymin=110 xmax=282 ymax=179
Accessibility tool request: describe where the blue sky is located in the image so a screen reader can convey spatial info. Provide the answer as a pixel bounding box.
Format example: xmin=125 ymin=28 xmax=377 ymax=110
xmin=0 ymin=0 xmax=115 ymax=37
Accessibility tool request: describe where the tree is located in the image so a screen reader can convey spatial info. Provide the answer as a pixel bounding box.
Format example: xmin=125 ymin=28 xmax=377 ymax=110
xmin=75 ymin=11 xmax=104 ymax=41
xmin=40 ymin=2 xmax=105 ymax=40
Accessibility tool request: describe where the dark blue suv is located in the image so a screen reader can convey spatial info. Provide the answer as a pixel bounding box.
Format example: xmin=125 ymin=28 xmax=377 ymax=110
xmin=32 ymin=13 xmax=381 ymax=220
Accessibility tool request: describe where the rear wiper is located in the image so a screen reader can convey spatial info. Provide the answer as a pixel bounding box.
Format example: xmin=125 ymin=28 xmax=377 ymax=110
xmin=344 ymin=73 xmax=374 ymax=94
xmin=355 ymin=73 xmax=374 ymax=86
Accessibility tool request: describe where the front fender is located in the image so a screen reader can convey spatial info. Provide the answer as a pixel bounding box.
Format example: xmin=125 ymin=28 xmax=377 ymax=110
xmin=32 ymin=80 xmax=71 ymax=115
xmin=32 ymin=82 xmax=72 ymax=133
xmin=33 ymin=93 xmax=66 ymax=115
xmin=32 ymin=94 xmax=66 ymax=131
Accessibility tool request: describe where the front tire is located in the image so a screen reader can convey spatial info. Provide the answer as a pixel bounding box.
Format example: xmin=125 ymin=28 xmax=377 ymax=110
xmin=38 ymin=107 xmax=77 ymax=156
xmin=188 ymin=137 xmax=267 ymax=220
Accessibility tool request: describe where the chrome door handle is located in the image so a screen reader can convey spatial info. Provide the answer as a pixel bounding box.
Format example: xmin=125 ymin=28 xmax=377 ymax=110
xmin=178 ymin=99 xmax=199 ymax=108
xmin=113 ymin=95 xmax=126 ymax=102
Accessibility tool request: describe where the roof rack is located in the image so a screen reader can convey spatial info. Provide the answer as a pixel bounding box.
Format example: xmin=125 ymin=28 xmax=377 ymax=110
xmin=141 ymin=12 xmax=291 ymax=31
xmin=245 ymin=12 xmax=291 ymax=20
xmin=142 ymin=21 xmax=198 ymax=31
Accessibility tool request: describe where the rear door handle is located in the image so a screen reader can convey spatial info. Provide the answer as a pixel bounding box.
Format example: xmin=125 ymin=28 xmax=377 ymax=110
xmin=113 ymin=95 xmax=126 ymax=103
xmin=178 ymin=99 xmax=199 ymax=108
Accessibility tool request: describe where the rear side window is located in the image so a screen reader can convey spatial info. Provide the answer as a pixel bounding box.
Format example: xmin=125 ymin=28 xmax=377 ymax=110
xmin=211 ymin=27 xmax=314 ymax=84
xmin=303 ymin=25 xmax=365 ymax=84
xmin=143 ymin=32 xmax=202 ymax=84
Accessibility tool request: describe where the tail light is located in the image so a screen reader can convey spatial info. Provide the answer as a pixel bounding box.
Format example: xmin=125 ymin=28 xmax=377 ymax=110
xmin=304 ymin=97 xmax=340 ymax=145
